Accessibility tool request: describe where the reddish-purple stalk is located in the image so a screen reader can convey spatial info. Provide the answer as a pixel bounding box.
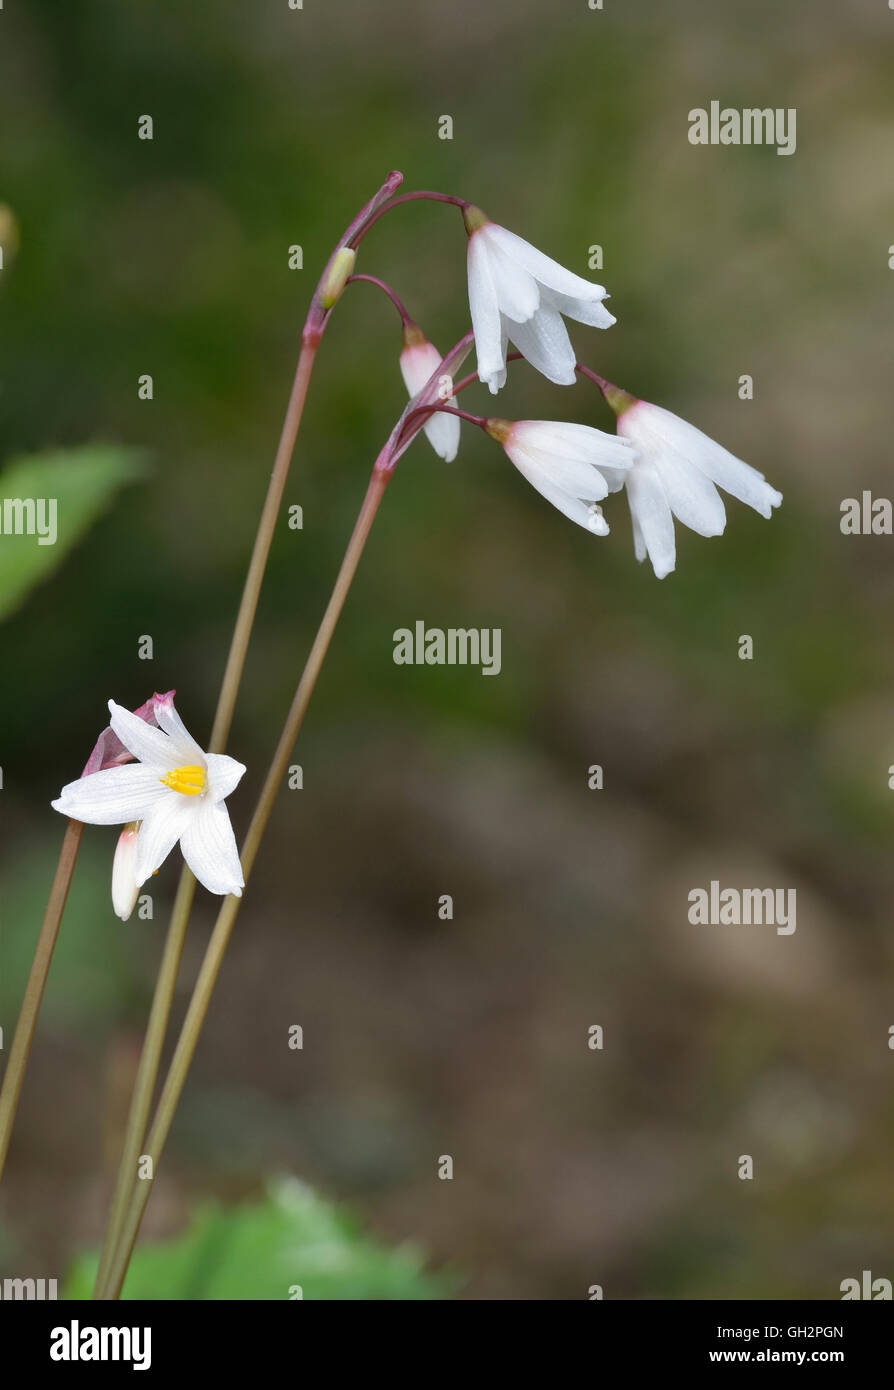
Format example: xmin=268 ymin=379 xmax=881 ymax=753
xmin=405 ymin=401 xmax=488 ymax=432
xmin=575 ymin=363 xmax=612 ymax=395
xmin=346 ymin=273 xmax=413 ymax=327
xmin=450 ymin=352 xmax=524 ymax=399
xmin=350 ymin=189 xmax=469 ymax=249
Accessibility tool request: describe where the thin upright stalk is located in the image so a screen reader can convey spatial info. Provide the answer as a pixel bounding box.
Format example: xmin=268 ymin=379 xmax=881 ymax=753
xmin=101 ymin=465 xmax=390 ymax=1300
xmin=0 ymin=819 xmax=84 ymax=1181
xmin=91 ymin=866 xmax=196 ymax=1294
xmin=93 ymin=338 xmax=320 ymax=1296
xmin=94 ymin=170 xmax=405 ymax=1297
xmin=210 ymin=340 xmax=318 ymax=751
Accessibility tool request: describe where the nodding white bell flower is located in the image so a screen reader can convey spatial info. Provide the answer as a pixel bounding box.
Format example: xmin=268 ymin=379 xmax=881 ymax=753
xmin=112 ymin=822 xmax=141 ymax=922
xmin=399 ymin=323 xmax=460 ymax=462
xmin=52 ymin=698 xmax=246 ymax=899
xmin=464 ymin=205 xmax=615 ymax=394
xmin=596 ymin=382 xmax=783 ymax=579
xmin=486 ymin=418 xmax=636 ymax=535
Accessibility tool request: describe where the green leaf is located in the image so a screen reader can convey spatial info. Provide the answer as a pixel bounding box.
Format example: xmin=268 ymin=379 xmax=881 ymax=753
xmin=0 ymin=835 xmax=147 ymax=1033
xmin=0 ymin=445 xmax=146 ymax=620
xmin=63 ymin=1177 xmax=453 ymax=1300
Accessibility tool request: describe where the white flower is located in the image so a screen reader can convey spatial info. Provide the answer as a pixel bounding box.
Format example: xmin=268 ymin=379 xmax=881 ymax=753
xmin=489 ymin=418 xmax=636 ymax=535
xmin=52 ymin=698 xmax=246 ymax=899
xmin=399 ymin=329 xmax=460 ymax=462
xmin=604 ymin=392 xmax=783 ymax=579
xmin=465 ymin=207 xmax=615 ymax=394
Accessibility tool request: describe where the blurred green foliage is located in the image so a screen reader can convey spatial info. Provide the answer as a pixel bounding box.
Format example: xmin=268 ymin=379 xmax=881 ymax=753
xmin=64 ymin=1177 xmax=449 ymax=1300
xmin=0 ymin=446 xmax=144 ymax=620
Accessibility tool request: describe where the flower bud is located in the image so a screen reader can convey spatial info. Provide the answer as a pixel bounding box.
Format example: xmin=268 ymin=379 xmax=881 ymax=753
xmin=399 ymin=325 xmax=460 ymax=463
xmin=0 ymin=204 xmax=19 ymax=267
xmin=319 ymin=246 xmax=356 ymax=309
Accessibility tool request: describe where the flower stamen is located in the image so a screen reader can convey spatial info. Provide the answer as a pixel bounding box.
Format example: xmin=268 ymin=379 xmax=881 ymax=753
xmin=160 ymin=765 xmax=206 ymax=796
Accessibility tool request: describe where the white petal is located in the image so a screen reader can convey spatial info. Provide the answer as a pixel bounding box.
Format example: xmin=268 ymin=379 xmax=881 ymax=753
xmin=112 ymin=825 xmax=140 ymax=921
xmin=485 ymin=364 xmax=507 ymax=395
xmin=52 ymin=764 xmax=169 ymax=825
xmin=630 ymin=508 xmax=647 ymax=563
xmin=599 ymin=464 xmax=632 ymax=495
xmin=486 ymin=242 xmax=541 ymax=322
xmin=512 ymin=420 xmax=634 ymax=471
xmin=507 ymin=437 xmax=611 ymax=502
xmin=423 ymin=409 xmax=461 ymax=463
xmin=484 ymin=323 xmax=509 ymax=395
xmin=544 ymin=288 xmax=616 ymax=329
xmin=516 ymin=467 xmax=609 ymax=533
xmin=180 ymin=799 xmax=244 ymax=897
xmin=652 ymin=448 xmax=727 ymax=537
xmin=133 ymin=793 xmax=195 ymax=885
xmin=626 ymin=463 xmax=676 ymax=578
xmin=697 ymin=444 xmax=783 ymax=518
xmin=629 ymin=404 xmax=782 ymax=518
xmin=107 ymin=700 xmax=175 ymax=770
xmin=484 ymin=224 xmax=608 ymax=303
xmin=205 ymin=753 xmax=247 ymax=803
xmin=152 ymin=699 xmax=206 ymax=763
xmin=507 ymin=307 xmax=577 ymax=386
xmin=467 ymin=233 xmax=506 ymax=390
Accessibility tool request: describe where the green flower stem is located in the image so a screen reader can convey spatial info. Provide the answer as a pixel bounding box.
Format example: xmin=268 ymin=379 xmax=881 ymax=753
xmin=100 ymin=464 xmax=389 ymax=1300
xmin=0 ymin=819 xmax=84 ymax=1182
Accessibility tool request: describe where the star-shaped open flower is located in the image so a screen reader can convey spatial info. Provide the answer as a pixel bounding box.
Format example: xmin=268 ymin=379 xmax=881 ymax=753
xmin=52 ymin=698 xmax=246 ymax=899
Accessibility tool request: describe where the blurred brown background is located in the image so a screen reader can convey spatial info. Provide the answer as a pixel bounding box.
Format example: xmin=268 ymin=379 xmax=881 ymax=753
xmin=1 ymin=0 xmax=893 ymax=1298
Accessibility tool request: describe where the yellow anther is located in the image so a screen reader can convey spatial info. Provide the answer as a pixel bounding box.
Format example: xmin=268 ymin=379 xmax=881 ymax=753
xmin=160 ymin=765 xmax=206 ymax=797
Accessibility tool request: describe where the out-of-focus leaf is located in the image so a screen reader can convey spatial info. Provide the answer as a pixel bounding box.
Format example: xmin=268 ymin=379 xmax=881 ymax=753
xmin=63 ymin=1176 xmax=453 ymax=1300
xmin=0 ymin=835 xmax=146 ymax=1032
xmin=0 ymin=446 xmax=146 ymax=620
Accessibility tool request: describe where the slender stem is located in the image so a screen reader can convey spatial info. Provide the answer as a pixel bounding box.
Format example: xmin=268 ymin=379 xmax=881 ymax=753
xmin=101 ymin=465 xmax=390 ymax=1300
xmin=451 ymin=352 xmax=523 ymax=399
xmin=575 ymin=363 xmax=611 ymax=393
xmin=0 ymin=820 xmax=84 ymax=1182
xmin=405 ymin=401 xmax=488 ymax=432
xmin=351 ymin=190 xmax=468 ymax=248
xmin=346 ymin=274 xmax=412 ymax=328
xmin=92 ymin=867 xmax=197 ymax=1295
xmin=94 ymin=171 xmax=404 ymax=1298
xmin=209 ymin=340 xmax=319 ymax=752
